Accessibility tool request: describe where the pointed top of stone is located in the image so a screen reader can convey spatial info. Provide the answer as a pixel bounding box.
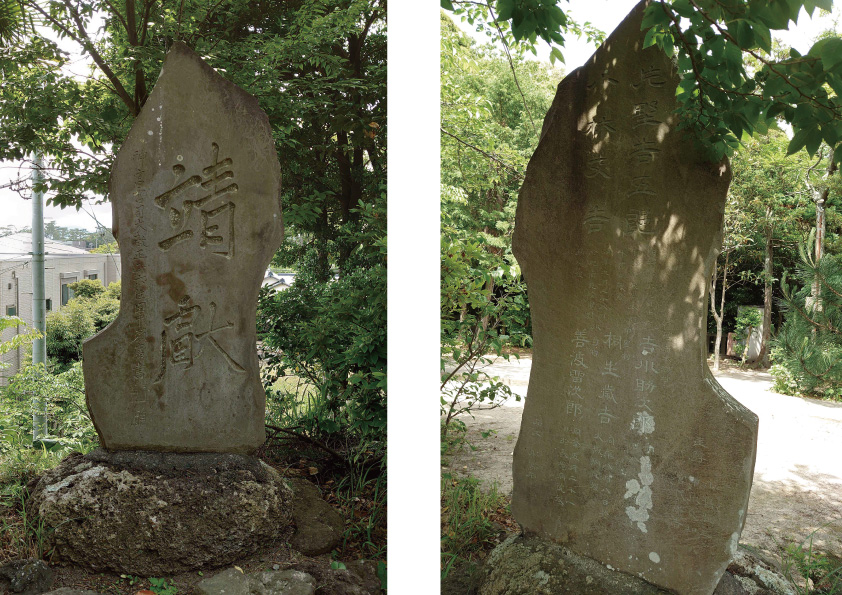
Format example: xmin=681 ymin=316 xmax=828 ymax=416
xmin=511 ymin=2 xmax=758 ymax=594
xmin=84 ymin=42 xmax=282 ymax=455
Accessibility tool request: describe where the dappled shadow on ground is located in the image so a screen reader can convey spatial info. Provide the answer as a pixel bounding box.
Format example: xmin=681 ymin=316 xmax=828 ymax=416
xmin=745 ymin=464 xmax=842 ymax=562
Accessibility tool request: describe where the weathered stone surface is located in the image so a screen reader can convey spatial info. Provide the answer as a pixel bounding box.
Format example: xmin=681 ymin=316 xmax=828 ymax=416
xmin=478 ymin=534 xmax=670 ymax=594
xmin=714 ymin=572 xmax=749 ymax=595
xmin=0 ymin=559 xmax=54 ymax=595
xmin=83 ymin=41 xmax=283 ymax=454
xmin=289 ymin=478 xmax=344 ymax=556
xmin=196 ymin=569 xmax=317 ymax=595
xmin=728 ymin=550 xmax=797 ymax=595
xmin=344 ymin=560 xmax=382 ymax=595
xmin=290 ymin=560 xmax=377 ymax=595
xmin=26 ymin=452 xmax=293 ymax=575
xmin=510 ymin=2 xmax=759 ymax=594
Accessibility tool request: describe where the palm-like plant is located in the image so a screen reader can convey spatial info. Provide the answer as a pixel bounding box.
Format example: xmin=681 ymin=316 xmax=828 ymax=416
xmin=0 ymin=0 xmax=28 ymax=45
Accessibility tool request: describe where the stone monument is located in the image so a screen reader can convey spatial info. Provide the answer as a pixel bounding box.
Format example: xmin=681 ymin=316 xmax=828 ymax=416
xmin=83 ymin=41 xmax=282 ymax=454
xmin=26 ymin=43 xmax=341 ymax=575
xmin=506 ymin=2 xmax=759 ymax=594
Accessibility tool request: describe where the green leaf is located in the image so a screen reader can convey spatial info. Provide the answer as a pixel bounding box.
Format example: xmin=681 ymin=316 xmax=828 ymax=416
xmin=549 ymin=46 xmax=564 ymax=65
xmin=495 ymin=0 xmax=514 ymax=21
xmin=819 ymin=37 xmax=842 ymax=71
xmin=441 ymin=0 xmax=455 ymax=10
xmin=736 ymin=21 xmax=755 ymax=48
xmin=814 ymin=0 xmax=833 ymax=10
xmin=805 ymin=127 xmax=823 ymax=156
xmin=753 ymin=21 xmax=772 ymax=54
xmin=787 ymin=127 xmax=812 ymax=155
xmin=547 ymin=5 xmax=566 ymax=26
xmin=643 ymin=27 xmax=658 ymax=49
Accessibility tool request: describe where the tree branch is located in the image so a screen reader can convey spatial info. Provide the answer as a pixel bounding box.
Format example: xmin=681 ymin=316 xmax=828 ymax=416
xmin=440 ymin=127 xmax=523 ymax=179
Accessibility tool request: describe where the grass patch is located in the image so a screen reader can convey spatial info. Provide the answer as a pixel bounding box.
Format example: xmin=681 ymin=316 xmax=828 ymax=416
xmin=440 ymin=474 xmax=512 ymax=579
xmin=781 ymin=530 xmax=842 ymax=595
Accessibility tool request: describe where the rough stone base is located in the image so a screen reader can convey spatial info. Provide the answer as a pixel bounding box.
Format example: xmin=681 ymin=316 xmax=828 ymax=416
xmin=26 ymin=450 xmax=296 ymax=576
xmin=476 ymin=534 xmax=671 ymax=595
xmin=473 ymin=534 xmax=799 ymax=595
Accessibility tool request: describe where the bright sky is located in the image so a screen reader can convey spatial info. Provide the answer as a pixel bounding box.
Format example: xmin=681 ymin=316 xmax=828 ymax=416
xmin=0 ymin=15 xmax=111 ymax=233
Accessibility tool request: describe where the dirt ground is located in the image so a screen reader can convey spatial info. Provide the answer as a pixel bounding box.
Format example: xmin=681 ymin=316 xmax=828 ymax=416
xmin=443 ymin=354 xmax=842 ymax=563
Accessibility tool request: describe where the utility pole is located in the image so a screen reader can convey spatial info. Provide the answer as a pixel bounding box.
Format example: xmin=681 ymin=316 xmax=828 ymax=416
xmin=31 ymin=152 xmax=48 ymax=445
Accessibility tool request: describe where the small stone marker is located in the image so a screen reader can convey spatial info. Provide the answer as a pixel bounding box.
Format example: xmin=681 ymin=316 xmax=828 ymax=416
xmin=84 ymin=42 xmax=282 ymax=454
xmin=511 ymin=2 xmax=759 ymax=594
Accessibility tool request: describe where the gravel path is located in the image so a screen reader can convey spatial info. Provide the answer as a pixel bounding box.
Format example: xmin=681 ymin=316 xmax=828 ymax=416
xmin=443 ymin=355 xmax=842 ymax=562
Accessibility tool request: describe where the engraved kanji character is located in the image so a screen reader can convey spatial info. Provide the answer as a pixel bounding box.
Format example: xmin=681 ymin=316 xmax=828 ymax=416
xmin=631 ymin=410 xmax=655 ymax=435
xmin=570 ymin=369 xmax=585 ymax=383
xmin=571 ymin=351 xmax=588 ymax=368
xmin=601 ymin=361 xmax=620 ymax=377
xmin=567 ymin=385 xmax=583 ymax=400
xmin=155 ymin=294 xmax=245 ymax=382
xmin=633 ymin=66 xmax=667 ymax=89
xmin=628 ymin=175 xmax=656 ymax=198
xmin=600 ymin=385 xmax=618 ymax=404
xmin=572 ymin=330 xmax=589 ymax=348
xmin=636 ymin=360 xmax=659 ymax=374
xmin=585 ymin=114 xmax=617 ymax=138
xmin=584 ymin=204 xmax=609 ymax=233
xmin=597 ymin=405 xmax=616 ymax=424
xmin=635 ymin=378 xmax=656 ymax=394
xmin=603 ymin=332 xmax=621 ymax=348
xmin=632 ymin=101 xmax=660 ymax=129
xmin=566 ymin=402 xmax=583 ymax=416
xmin=155 ymin=143 xmax=238 ymax=256
xmin=585 ymin=155 xmax=611 ymax=179
xmin=640 ymin=336 xmax=658 ymax=355
xmin=635 ymin=394 xmax=654 ymax=411
xmin=631 ymin=138 xmax=660 ymax=164
xmin=625 ymin=208 xmax=656 ymax=235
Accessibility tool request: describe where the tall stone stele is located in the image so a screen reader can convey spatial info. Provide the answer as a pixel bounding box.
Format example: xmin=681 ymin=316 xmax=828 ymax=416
xmin=510 ymin=2 xmax=759 ymax=594
xmin=84 ymin=42 xmax=283 ymax=454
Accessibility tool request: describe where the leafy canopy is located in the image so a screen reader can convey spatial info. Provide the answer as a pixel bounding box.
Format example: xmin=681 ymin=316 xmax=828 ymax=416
xmin=443 ymin=0 xmax=842 ymax=162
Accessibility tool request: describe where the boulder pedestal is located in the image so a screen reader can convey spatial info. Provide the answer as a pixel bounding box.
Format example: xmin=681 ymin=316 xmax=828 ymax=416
xmin=26 ymin=450 xmax=295 ymax=575
xmin=478 ymin=534 xmax=671 ymax=595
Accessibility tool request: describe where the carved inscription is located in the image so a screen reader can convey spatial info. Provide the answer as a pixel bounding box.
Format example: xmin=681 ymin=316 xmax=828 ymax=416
xmin=155 ymin=295 xmax=245 ymax=382
xmin=129 ymin=148 xmax=149 ymax=427
xmin=155 ymin=142 xmax=237 ymax=258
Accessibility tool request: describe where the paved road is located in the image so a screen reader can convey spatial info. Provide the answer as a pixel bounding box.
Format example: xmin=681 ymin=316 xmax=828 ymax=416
xmin=443 ymin=355 xmax=842 ymax=561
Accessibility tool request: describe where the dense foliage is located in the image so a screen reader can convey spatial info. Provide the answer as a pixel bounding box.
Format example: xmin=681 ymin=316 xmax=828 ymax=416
xmin=440 ymin=14 xmax=557 ymax=429
xmin=773 ymin=250 xmax=842 ymax=398
xmin=45 ymin=280 xmax=119 ymax=370
xmin=444 ymin=0 xmax=842 ymax=164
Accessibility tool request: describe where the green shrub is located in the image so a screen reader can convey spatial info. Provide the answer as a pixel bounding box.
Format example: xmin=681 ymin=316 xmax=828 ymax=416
xmin=68 ymin=279 xmax=105 ymax=300
xmin=0 ymin=363 xmax=98 ymax=456
xmin=45 ymin=292 xmax=119 ymax=370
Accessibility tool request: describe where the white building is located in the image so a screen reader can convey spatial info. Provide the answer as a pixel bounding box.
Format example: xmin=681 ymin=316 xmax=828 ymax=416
xmin=0 ymin=233 xmax=121 ymax=383
xmin=262 ymin=270 xmax=296 ymax=292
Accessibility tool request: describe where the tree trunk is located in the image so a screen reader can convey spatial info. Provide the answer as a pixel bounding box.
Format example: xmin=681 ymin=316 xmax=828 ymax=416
xmin=757 ymin=206 xmax=773 ymax=367
xmin=709 ymin=252 xmax=728 ymax=372
xmin=810 ymin=148 xmax=837 ymax=312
